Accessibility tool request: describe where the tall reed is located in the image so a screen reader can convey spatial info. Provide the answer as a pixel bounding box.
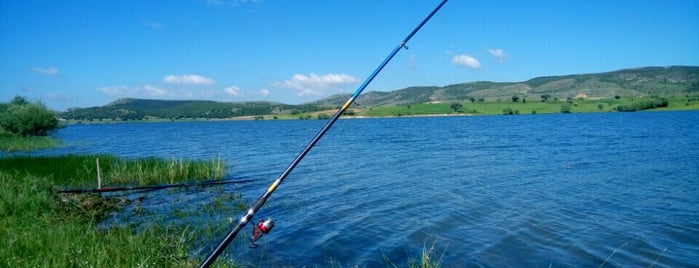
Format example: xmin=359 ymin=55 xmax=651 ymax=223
xmin=0 ymin=135 xmax=61 ymax=151
xmin=104 ymin=156 xmax=227 ymax=186
xmin=0 ymin=154 xmax=228 ymax=188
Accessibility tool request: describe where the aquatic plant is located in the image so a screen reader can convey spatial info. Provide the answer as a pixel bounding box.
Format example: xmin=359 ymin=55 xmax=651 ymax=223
xmin=104 ymin=156 xmax=227 ymax=186
xmin=0 ymin=154 xmax=227 ymax=188
xmin=383 ymin=241 xmax=445 ymax=268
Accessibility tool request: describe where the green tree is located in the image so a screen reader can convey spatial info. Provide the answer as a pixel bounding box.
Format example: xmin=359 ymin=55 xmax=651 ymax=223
xmin=561 ymin=103 xmax=572 ymax=113
xmin=449 ymin=102 xmax=463 ymax=112
xmin=0 ymin=96 xmax=59 ymax=136
xmin=541 ymin=94 xmax=551 ymax=102
xmin=511 ymin=95 xmax=520 ymax=103
xmin=10 ymin=96 xmax=30 ymax=106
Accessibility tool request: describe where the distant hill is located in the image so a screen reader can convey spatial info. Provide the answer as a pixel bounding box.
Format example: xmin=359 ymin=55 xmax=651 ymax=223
xmin=309 ymin=66 xmax=699 ymax=106
xmin=60 ymin=99 xmax=321 ymax=121
xmin=61 ymin=66 xmax=698 ymax=121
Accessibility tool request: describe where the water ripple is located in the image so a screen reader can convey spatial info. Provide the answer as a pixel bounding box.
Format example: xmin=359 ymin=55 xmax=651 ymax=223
xmin=41 ymin=111 xmax=699 ymax=267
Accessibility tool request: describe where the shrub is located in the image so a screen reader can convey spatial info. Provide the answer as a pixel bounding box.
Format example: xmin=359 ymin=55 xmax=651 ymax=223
xmin=449 ymin=102 xmax=463 ymax=112
xmin=0 ymin=96 xmax=59 ymax=137
xmin=617 ymin=98 xmax=669 ymax=112
xmin=561 ymin=103 xmax=572 ymax=113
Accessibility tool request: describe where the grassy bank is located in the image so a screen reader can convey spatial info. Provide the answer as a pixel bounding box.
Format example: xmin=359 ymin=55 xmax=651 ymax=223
xmin=0 ymin=153 xmax=444 ymax=267
xmin=0 ymin=135 xmax=62 ymax=152
xmin=0 ymin=155 xmax=231 ymax=267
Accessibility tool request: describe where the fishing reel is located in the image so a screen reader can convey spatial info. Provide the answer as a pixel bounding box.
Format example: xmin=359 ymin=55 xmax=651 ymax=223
xmin=249 ymin=217 xmax=275 ymax=248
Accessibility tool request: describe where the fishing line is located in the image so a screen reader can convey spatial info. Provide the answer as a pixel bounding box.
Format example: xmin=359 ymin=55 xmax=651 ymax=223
xmin=199 ymin=1 xmax=448 ymax=267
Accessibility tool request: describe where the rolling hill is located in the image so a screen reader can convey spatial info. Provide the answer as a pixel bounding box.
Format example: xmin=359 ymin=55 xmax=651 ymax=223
xmin=310 ymin=66 xmax=699 ymax=106
xmin=60 ymin=66 xmax=698 ymax=121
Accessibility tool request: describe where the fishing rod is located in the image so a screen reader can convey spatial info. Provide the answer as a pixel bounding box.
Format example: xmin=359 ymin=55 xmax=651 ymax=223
xmin=56 ymin=178 xmax=252 ymax=194
xmin=199 ymin=1 xmax=448 ymax=266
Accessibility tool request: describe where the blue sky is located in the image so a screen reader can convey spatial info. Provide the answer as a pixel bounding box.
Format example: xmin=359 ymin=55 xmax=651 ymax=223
xmin=1 ymin=0 xmax=697 ymax=111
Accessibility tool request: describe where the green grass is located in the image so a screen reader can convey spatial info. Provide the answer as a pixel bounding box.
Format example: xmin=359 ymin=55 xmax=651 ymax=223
xmin=353 ymin=96 xmax=698 ymax=117
xmin=0 ymin=154 xmax=227 ymax=188
xmin=0 ymin=155 xmax=233 ymax=267
xmin=0 ymin=169 xmax=199 ymax=267
xmin=383 ymin=241 xmax=445 ymax=268
xmin=0 ymin=134 xmax=62 ymax=151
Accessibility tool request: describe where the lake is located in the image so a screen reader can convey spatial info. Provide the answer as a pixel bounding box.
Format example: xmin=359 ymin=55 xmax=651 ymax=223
xmin=31 ymin=111 xmax=699 ymax=266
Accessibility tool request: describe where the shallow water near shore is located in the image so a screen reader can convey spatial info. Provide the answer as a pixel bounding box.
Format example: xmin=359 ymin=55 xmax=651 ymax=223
xmin=31 ymin=111 xmax=699 ymax=266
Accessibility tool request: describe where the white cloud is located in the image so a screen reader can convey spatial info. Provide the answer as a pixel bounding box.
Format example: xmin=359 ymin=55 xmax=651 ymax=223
xmin=142 ymin=85 xmax=168 ymax=96
xmin=163 ymin=74 xmax=215 ymax=86
xmin=260 ymin=89 xmax=270 ymax=97
xmin=488 ymin=49 xmax=508 ymax=62
xmin=451 ymin=54 xmax=482 ymax=69
xmin=223 ymin=86 xmax=242 ymax=96
xmin=33 ymin=67 xmax=60 ymax=75
xmin=271 ymin=73 xmax=359 ymax=96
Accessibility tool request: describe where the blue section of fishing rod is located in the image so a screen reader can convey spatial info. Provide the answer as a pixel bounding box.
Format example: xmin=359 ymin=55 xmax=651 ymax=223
xmin=198 ymin=1 xmax=447 ymax=267
xmin=350 ymin=0 xmax=448 ymax=101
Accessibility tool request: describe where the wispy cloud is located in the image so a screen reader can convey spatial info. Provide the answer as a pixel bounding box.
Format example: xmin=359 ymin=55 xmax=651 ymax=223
xmin=271 ymin=73 xmax=359 ymax=96
xmin=488 ymin=48 xmax=508 ymax=62
xmin=407 ymin=54 xmax=416 ymax=69
xmin=33 ymin=67 xmax=60 ymax=75
xmin=148 ymin=22 xmax=162 ymax=30
xmin=451 ymin=54 xmax=482 ymax=69
xmin=98 ymin=83 xmax=253 ymax=100
xmin=142 ymin=85 xmax=168 ymax=96
xmin=163 ymin=74 xmax=216 ymax=86
xmin=98 ymin=85 xmax=168 ymax=97
xmin=43 ymin=93 xmax=71 ymax=101
xmin=260 ymin=89 xmax=270 ymax=97
xmin=223 ymin=86 xmax=242 ymax=96
xmin=98 ymin=73 xmax=258 ymax=101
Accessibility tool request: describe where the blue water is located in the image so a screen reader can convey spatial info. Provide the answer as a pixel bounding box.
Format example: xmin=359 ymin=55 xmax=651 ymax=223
xmin=25 ymin=111 xmax=699 ymax=267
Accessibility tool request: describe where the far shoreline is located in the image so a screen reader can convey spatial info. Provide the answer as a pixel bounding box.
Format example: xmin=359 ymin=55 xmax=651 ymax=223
xmin=60 ymin=107 xmax=699 ymax=125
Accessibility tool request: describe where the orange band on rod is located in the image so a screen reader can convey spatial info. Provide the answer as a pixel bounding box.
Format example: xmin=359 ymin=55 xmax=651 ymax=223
xmin=341 ymin=99 xmax=353 ymax=110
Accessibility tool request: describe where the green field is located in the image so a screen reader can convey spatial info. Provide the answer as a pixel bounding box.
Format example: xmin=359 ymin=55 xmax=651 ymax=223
xmin=350 ymin=96 xmax=699 ymax=118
